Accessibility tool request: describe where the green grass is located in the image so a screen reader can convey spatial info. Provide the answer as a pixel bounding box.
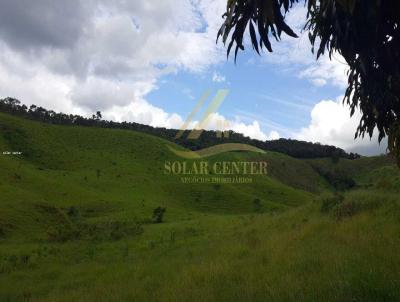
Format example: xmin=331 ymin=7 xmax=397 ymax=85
xmin=0 ymin=112 xmax=400 ymax=301
xmin=307 ymin=156 xmax=400 ymax=191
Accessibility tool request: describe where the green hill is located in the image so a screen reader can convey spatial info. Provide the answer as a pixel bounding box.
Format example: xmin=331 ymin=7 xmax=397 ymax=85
xmin=1 ymin=112 xmax=400 ymax=302
xmin=0 ymin=97 xmax=360 ymax=160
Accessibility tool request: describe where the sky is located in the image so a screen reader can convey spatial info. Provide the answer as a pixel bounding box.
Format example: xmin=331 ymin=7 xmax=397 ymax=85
xmin=0 ymin=0 xmax=387 ymax=155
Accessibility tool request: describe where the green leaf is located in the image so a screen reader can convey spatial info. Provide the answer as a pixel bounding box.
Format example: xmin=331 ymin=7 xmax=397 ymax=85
xmin=249 ymin=21 xmax=260 ymax=54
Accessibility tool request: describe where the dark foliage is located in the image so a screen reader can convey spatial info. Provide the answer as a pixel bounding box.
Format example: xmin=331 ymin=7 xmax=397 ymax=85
xmin=0 ymin=97 xmax=360 ymax=159
xmin=217 ymin=0 xmax=299 ymax=62
xmin=311 ymin=164 xmax=356 ymax=191
xmin=320 ymin=192 xmax=344 ymax=213
xmin=253 ymin=198 xmax=263 ymax=212
xmin=217 ymin=0 xmax=400 ymax=165
xmin=320 ymin=193 xmax=358 ymax=220
xmin=152 ymin=207 xmax=166 ymax=223
xmin=334 ymin=201 xmax=359 ymax=220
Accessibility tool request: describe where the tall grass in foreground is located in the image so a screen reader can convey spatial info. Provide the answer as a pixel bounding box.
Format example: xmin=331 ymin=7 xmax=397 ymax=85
xmin=1 ymin=112 xmax=400 ymax=301
xmin=0 ymin=190 xmax=398 ymax=302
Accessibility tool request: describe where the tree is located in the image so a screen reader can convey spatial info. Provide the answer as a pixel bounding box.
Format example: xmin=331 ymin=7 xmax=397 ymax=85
xmin=91 ymin=111 xmax=102 ymax=121
xmin=253 ymin=198 xmax=263 ymax=212
xmin=96 ymin=111 xmax=102 ymax=120
xmin=152 ymin=207 xmax=166 ymax=223
xmin=217 ymin=0 xmax=400 ymax=165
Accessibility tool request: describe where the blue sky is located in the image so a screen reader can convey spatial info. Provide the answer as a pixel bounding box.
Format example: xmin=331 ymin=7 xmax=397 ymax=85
xmin=0 ymin=0 xmax=386 ymax=155
xmin=147 ymin=53 xmax=342 ymax=138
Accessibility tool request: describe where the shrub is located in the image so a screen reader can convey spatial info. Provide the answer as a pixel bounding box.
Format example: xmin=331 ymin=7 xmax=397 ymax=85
xmin=313 ymin=166 xmax=356 ymax=191
xmin=253 ymin=198 xmax=262 ymax=213
xmin=320 ymin=193 xmax=344 ymax=213
xmin=46 ymin=220 xmax=143 ymax=242
xmin=334 ymin=201 xmax=359 ymax=220
xmin=321 ymin=190 xmax=385 ymax=220
xmin=19 ymin=254 xmax=30 ymax=265
xmin=80 ymin=221 xmax=143 ymax=241
xmin=184 ymin=227 xmax=199 ymax=237
xmin=67 ymin=206 xmax=79 ymax=219
xmin=46 ymin=226 xmax=80 ymax=242
xmin=376 ymin=178 xmax=392 ymax=190
xmin=152 ymin=207 xmax=166 ymax=223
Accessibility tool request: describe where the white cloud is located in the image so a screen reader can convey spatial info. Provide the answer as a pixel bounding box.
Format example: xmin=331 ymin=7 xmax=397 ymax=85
xmin=100 ymin=102 xmax=274 ymax=141
xmin=103 ymin=98 xmax=185 ymax=129
xmin=182 ymin=88 xmax=195 ymax=100
xmin=212 ymin=71 xmax=226 ymax=83
xmin=0 ymin=43 xmax=83 ymax=115
xmin=267 ymin=130 xmax=280 ymax=140
xmin=298 ymin=54 xmax=349 ymax=89
xmin=229 ymin=120 xmax=275 ymax=141
xmin=295 ymin=97 xmax=387 ymax=155
xmin=249 ymin=4 xmax=385 ymax=154
xmin=0 ymin=0 xmax=226 ymax=119
xmin=197 ymin=112 xmax=278 ymax=141
xmin=70 ymin=77 xmax=150 ymax=111
xmin=261 ymin=5 xmax=348 ymax=89
xmin=310 ymin=78 xmax=327 ymax=87
xmin=4 ymin=0 xmax=383 ymax=155
xmin=0 ymin=36 xmax=273 ymax=143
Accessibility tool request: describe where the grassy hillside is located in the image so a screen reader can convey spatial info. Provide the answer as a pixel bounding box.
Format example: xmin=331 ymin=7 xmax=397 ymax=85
xmin=308 ymin=156 xmax=400 ymax=191
xmin=0 ymin=112 xmax=400 ymax=301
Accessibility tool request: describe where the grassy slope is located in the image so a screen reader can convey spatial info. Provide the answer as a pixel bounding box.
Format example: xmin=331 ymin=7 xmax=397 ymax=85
xmin=0 ymin=112 xmax=399 ymax=301
xmin=307 ymin=156 xmax=400 ymax=191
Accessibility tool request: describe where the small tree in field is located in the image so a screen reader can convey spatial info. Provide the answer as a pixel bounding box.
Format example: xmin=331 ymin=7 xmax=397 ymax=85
xmin=152 ymin=207 xmax=166 ymax=223
xmin=253 ymin=198 xmax=262 ymax=212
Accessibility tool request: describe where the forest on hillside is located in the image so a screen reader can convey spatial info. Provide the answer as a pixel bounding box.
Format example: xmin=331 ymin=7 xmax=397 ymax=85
xmin=0 ymin=97 xmax=361 ymax=160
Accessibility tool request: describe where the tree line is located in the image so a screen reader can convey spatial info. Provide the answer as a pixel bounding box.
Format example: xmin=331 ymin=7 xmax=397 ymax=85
xmin=0 ymin=97 xmax=360 ymax=160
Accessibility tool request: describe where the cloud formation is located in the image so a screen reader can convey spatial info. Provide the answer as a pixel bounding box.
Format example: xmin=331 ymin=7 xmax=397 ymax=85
xmin=0 ymin=1 xmax=388 ymax=154
xmin=204 ymin=113 xmax=279 ymax=141
xmin=0 ymin=1 xmax=224 ymax=121
xmin=262 ymin=5 xmax=349 ymax=89
xmin=212 ymin=71 xmax=226 ymax=83
xmin=0 ymin=0 xmax=277 ymax=141
xmin=295 ymin=97 xmax=387 ymax=155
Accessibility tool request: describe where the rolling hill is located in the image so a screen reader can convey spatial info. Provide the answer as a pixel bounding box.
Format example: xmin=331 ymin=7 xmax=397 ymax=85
xmin=1 ymin=111 xmax=400 ymax=302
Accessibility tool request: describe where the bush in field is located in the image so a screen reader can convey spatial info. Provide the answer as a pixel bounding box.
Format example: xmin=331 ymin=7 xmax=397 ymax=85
xmin=320 ymin=193 xmax=344 ymax=213
xmin=67 ymin=206 xmax=79 ymax=219
xmin=152 ymin=207 xmax=166 ymax=223
xmin=253 ymin=198 xmax=262 ymax=213
xmin=47 ymin=219 xmax=143 ymax=242
xmin=334 ymin=201 xmax=359 ymax=220
xmin=320 ymin=193 xmax=357 ymax=220
xmin=312 ymin=166 xmax=356 ymax=191
xmin=46 ymin=226 xmax=80 ymax=242
xmin=376 ymin=178 xmax=392 ymax=190
xmin=321 ymin=190 xmax=387 ymax=220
